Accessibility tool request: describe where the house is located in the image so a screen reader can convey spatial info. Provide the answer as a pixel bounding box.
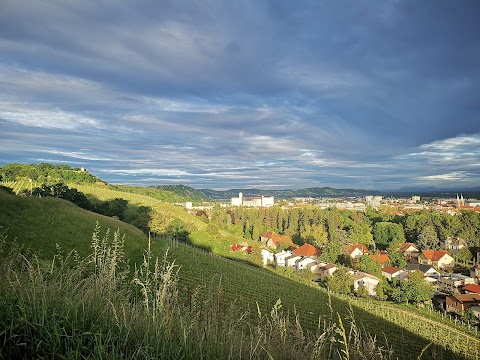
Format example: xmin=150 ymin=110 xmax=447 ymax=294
xmin=266 ymin=235 xmax=294 ymax=250
xmin=405 ymin=263 xmax=441 ymax=280
xmin=463 ymin=284 xmax=480 ymax=295
xmin=317 ymin=263 xmax=337 ymax=279
xmin=284 ymin=254 xmax=302 ymax=268
xmin=382 ymin=266 xmax=408 ymax=281
xmin=260 ymin=231 xmax=294 ymax=249
xmin=261 ymin=249 xmax=275 ymax=266
xmin=446 ymin=294 xmax=480 ymax=313
xmin=347 ymin=244 xmax=369 ymax=260
xmin=274 ymin=250 xmax=292 ymax=267
xmin=445 ymin=236 xmax=467 ymax=254
xmin=451 ymin=274 xmax=475 ymax=286
xmin=260 ymin=231 xmax=280 ymax=244
xmin=296 ymin=257 xmax=317 ymax=270
xmin=306 ymin=261 xmax=322 ymax=273
xmin=369 ymin=252 xmax=391 ymax=266
xmin=351 ymin=271 xmax=380 ymax=296
xmin=293 ymin=243 xmax=321 ymax=258
xmin=398 ymin=243 xmax=420 ymax=260
xmin=418 ymin=250 xmax=455 ymax=269
xmin=438 ymin=276 xmax=464 ymax=293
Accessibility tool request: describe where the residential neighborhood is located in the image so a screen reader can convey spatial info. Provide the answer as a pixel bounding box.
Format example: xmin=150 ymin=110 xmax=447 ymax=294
xmin=257 ymin=230 xmax=480 ymax=323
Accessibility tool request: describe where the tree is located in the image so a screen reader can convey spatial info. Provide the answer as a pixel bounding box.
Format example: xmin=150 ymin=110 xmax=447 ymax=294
xmin=455 ymin=247 xmax=472 ymax=264
xmin=325 ymin=268 xmax=353 ymax=295
xmin=373 ymin=222 xmax=406 ymax=250
xmin=417 ymin=225 xmax=439 ymax=249
xmin=389 ymin=271 xmax=434 ymax=305
xmin=356 ymin=255 xmax=382 ymax=278
xmin=388 ymin=251 xmax=407 ymax=268
xmin=167 ymin=219 xmax=190 ymax=242
xmin=347 ymin=220 xmax=373 ymax=246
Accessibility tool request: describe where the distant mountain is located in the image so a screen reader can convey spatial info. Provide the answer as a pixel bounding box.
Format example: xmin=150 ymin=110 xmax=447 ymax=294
xmin=200 ymin=187 xmax=382 ymax=200
xmin=385 ymin=187 xmax=480 ymax=199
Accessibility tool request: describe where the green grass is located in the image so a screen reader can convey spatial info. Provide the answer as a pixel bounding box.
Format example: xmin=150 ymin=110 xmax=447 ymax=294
xmin=113 ymin=184 xmax=209 ymax=202
xmin=73 ymin=183 xmax=162 ymax=207
xmin=0 ymin=231 xmax=396 ymax=360
xmin=0 ymin=189 xmax=148 ymax=265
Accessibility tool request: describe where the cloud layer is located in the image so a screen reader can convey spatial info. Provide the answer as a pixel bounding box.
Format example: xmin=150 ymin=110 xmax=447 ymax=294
xmin=1 ymin=0 xmax=480 ymax=189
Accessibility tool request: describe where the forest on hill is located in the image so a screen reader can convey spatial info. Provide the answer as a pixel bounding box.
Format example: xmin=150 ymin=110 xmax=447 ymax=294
xmin=0 ymin=163 xmax=101 ymax=184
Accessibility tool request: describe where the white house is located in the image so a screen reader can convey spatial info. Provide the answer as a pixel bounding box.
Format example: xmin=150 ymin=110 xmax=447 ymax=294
xmin=318 ymin=263 xmax=337 ymax=279
xmin=351 ymin=271 xmax=380 ymax=296
xmin=284 ymin=254 xmax=302 ymax=268
xmin=398 ymin=243 xmax=420 ymax=260
xmin=296 ymin=257 xmax=316 ymax=271
xmin=274 ymin=250 xmax=292 ymax=267
xmin=445 ymin=237 xmax=467 ymax=254
xmin=382 ymin=266 xmax=408 ymax=281
xmin=418 ymin=250 xmax=455 ymax=269
xmin=306 ymin=261 xmax=322 ymax=273
xmin=347 ymin=244 xmax=369 ymax=260
xmin=261 ymin=249 xmax=275 ymax=266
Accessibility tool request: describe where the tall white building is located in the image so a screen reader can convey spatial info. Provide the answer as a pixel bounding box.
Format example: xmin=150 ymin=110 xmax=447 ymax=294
xmin=231 ymin=192 xmax=274 ymax=207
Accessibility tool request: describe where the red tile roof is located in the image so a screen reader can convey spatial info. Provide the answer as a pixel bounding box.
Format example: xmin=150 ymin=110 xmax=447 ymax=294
xmin=382 ymin=266 xmax=402 ymax=275
xmin=230 ymin=244 xmax=243 ymax=252
xmin=399 ymin=243 xmax=419 ymax=253
xmin=293 ymin=243 xmax=321 ymax=257
xmin=230 ymin=244 xmax=252 ymax=254
xmin=261 ymin=231 xmax=280 ymax=240
xmin=463 ymin=284 xmax=480 ymax=294
xmin=370 ymin=253 xmax=391 ymax=264
xmin=421 ymin=250 xmax=451 ymax=261
xmin=347 ymin=244 xmax=369 ymax=254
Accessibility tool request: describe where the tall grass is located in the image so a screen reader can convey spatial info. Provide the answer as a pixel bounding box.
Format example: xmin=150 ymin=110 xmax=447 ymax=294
xmin=0 ymin=226 xmax=394 ymax=360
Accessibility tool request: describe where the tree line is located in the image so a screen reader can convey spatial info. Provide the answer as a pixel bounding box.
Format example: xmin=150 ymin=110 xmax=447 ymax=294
xmin=207 ymin=205 xmax=480 ymax=263
xmin=0 ymin=163 xmax=100 ymax=184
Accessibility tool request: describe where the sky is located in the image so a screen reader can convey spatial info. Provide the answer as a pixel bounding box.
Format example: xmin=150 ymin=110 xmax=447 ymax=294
xmin=1 ymin=0 xmax=480 ymax=190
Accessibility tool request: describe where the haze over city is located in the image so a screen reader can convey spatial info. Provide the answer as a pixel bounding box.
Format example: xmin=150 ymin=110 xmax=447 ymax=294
xmin=1 ymin=0 xmax=479 ymax=190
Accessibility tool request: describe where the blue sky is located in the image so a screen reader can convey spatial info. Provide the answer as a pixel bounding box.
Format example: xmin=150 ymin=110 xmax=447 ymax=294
xmin=1 ymin=0 xmax=479 ymax=190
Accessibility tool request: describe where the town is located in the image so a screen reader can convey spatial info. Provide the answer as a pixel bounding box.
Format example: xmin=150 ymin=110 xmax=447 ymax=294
xmin=223 ymin=192 xmax=480 ymax=324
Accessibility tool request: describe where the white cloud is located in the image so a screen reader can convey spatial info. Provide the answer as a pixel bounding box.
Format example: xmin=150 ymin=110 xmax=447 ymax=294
xmin=418 ymin=171 xmax=474 ymax=182
xmin=0 ymin=102 xmax=101 ymax=130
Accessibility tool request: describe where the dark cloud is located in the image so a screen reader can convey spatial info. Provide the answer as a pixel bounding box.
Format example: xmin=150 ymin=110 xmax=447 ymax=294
xmin=1 ymin=0 xmax=479 ymax=189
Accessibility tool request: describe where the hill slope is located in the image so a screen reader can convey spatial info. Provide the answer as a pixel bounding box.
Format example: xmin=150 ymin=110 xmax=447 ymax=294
xmin=0 ymin=189 xmax=149 ymax=264
xmin=1 ymin=189 xmax=477 ymax=359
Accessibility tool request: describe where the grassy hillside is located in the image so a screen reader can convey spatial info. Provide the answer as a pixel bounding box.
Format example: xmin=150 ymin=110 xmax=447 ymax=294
xmin=0 ymin=189 xmax=149 ymax=264
xmin=74 ymin=184 xmax=253 ymax=257
xmin=1 ymin=189 xmax=478 ymax=359
xmin=114 ymin=184 xmax=210 ymax=202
